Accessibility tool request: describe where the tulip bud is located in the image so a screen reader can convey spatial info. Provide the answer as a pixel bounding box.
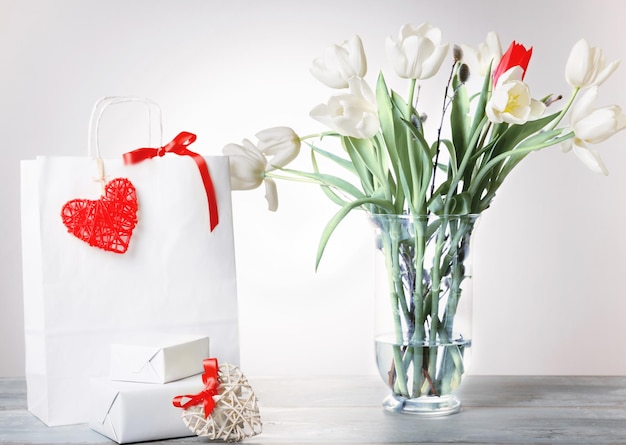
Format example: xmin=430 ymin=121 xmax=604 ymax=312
xmin=310 ymin=35 xmax=368 ymax=89
xmin=222 ymin=140 xmax=267 ymax=191
xmin=255 ymin=127 xmax=301 ymax=170
xmin=222 ymin=138 xmax=284 ymax=211
xmin=310 ymin=77 xmax=380 ymax=139
xmin=493 ymin=41 xmax=532 ymax=86
xmin=460 ymin=31 xmax=503 ymax=77
xmin=565 ymin=38 xmax=620 ymax=89
xmin=386 ymin=23 xmax=449 ymax=79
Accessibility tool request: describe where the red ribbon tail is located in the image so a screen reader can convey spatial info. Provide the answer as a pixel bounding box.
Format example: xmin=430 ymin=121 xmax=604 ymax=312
xmin=187 ymin=152 xmax=219 ymax=231
xmin=203 ymin=396 xmax=216 ymax=418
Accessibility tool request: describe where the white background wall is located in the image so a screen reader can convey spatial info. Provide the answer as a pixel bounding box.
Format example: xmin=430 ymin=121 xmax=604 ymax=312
xmin=2 ymin=0 xmax=626 ymax=377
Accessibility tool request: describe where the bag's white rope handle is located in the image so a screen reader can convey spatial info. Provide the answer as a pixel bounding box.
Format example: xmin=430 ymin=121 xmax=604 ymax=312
xmin=88 ymin=96 xmax=163 ymax=157
xmin=87 ymin=96 xmax=163 ymax=192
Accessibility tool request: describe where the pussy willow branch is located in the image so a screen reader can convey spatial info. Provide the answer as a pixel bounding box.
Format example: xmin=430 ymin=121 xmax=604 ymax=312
xmin=430 ymin=59 xmax=461 ymax=200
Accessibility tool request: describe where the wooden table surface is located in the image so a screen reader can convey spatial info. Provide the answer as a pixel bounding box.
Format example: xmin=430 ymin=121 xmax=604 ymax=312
xmin=1 ymin=375 xmax=626 ymax=444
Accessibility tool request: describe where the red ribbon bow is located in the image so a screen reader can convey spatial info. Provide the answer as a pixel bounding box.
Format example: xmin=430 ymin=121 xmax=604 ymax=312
xmin=172 ymin=358 xmax=220 ymax=418
xmin=123 ymin=131 xmax=219 ymax=231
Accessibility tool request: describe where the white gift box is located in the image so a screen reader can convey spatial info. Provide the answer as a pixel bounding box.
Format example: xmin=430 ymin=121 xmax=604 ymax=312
xmin=110 ymin=334 xmax=210 ymax=383
xmin=89 ymin=374 xmax=202 ymax=444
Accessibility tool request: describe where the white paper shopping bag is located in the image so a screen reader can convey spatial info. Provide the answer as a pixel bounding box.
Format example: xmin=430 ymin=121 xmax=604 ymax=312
xmin=20 ymin=97 xmax=240 ymax=426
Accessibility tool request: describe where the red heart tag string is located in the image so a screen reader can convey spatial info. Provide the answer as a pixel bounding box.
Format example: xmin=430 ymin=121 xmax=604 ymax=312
xmin=61 ymin=177 xmax=138 ymax=254
xmin=122 ymin=132 xmax=219 ymax=231
xmin=173 ymin=358 xmax=220 ymax=418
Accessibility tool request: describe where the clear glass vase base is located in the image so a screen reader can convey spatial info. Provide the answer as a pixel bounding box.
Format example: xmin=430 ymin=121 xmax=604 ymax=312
xmin=382 ymin=393 xmax=461 ymax=416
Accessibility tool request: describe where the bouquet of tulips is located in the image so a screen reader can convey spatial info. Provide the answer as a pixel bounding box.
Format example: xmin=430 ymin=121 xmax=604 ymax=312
xmin=222 ymin=23 xmax=625 ymax=406
xmin=224 ymin=23 xmax=624 ymax=249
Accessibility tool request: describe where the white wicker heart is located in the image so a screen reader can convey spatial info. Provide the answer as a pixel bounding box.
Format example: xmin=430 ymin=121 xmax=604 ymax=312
xmin=180 ymin=363 xmax=262 ymax=442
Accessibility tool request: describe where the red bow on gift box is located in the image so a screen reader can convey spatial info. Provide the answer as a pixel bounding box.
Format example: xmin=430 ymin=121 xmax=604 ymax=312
xmin=123 ymin=132 xmax=219 ymax=231
xmin=172 ymin=358 xmax=220 ymax=418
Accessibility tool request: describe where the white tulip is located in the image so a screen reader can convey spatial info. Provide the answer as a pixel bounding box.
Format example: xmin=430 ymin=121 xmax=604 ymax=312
xmin=222 ymin=139 xmax=266 ymax=190
xmin=561 ymin=86 xmax=626 ymax=175
xmin=565 ymin=38 xmax=620 ymax=89
xmin=310 ymin=35 xmax=367 ymax=89
xmin=385 ymin=23 xmax=449 ymax=80
xmin=461 ymin=31 xmax=502 ymax=77
xmin=570 ymin=145 xmax=608 ymax=175
xmin=485 ymin=66 xmax=545 ymax=124
xmin=255 ymin=126 xmax=301 ymax=170
xmin=263 ymin=177 xmax=279 ymax=212
xmin=222 ymin=139 xmax=280 ymax=210
xmin=309 ymin=77 xmax=379 ymax=139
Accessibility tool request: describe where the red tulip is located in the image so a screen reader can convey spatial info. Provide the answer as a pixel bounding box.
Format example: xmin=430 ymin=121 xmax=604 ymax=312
xmin=492 ymin=41 xmax=533 ymax=86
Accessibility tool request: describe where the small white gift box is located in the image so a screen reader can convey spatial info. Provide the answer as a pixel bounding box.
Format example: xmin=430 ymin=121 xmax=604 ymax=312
xmin=110 ymin=334 xmax=210 ymax=383
xmin=89 ymin=374 xmax=202 ymax=444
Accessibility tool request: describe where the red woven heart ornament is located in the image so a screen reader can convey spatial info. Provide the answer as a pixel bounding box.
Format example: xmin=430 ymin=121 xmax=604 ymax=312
xmin=61 ymin=178 xmax=138 ymax=254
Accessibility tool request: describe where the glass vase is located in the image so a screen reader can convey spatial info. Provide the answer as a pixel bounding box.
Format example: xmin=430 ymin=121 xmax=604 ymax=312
xmin=370 ymin=213 xmax=480 ymax=416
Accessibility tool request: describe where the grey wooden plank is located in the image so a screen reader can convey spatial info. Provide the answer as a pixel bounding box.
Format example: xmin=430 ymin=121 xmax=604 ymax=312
xmin=2 ymin=376 xmax=626 ymax=444
xmin=248 ymin=375 xmax=626 ymax=409
xmin=457 ymin=375 xmax=626 ymax=408
xmin=245 ymin=405 xmax=626 ymax=445
xmin=0 ymin=408 xmax=207 ymax=445
xmin=0 ymin=378 xmax=27 ymax=411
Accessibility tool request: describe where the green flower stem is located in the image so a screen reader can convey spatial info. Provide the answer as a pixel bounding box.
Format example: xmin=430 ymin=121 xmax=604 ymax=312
xmin=411 ymin=216 xmax=427 ymax=396
xmin=265 ymin=172 xmax=323 ymax=184
xmin=442 ymin=233 xmax=459 ymax=333
xmin=442 ymin=225 xmax=466 ymax=334
xmin=402 ymin=77 xmax=431 ymax=395
xmin=405 ymin=78 xmax=423 ymax=211
xmin=443 ymin=117 xmax=486 ymax=215
xmin=298 ymin=131 xmax=337 ymax=141
xmin=429 ymin=225 xmax=446 ymax=340
xmin=439 ymin=220 xmax=473 ymax=395
xmin=427 ymin=218 xmax=449 ymax=386
xmin=411 ymin=217 xmax=427 ymax=342
xmin=405 ymin=78 xmax=417 ymax=123
xmin=381 ymin=224 xmax=401 ymax=344
xmin=439 ymin=338 xmax=464 ymax=395
xmin=412 ymin=345 xmax=424 ymax=397
xmin=384 ymin=220 xmax=409 ymax=397
xmin=377 ymin=215 xmax=475 ymax=399
xmin=546 ymin=87 xmax=580 ymax=131
xmin=389 ymin=223 xmax=410 ymax=328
